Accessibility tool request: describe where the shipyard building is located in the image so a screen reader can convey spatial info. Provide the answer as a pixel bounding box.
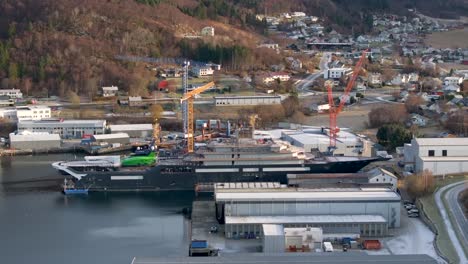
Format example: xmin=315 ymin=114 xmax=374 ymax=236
xmin=214 ymin=183 xmax=400 ymax=239
xmin=9 ymin=132 xmax=61 ymax=150
xmin=109 ymin=124 xmax=153 ymax=138
xmin=404 ymin=137 xmax=468 ymax=175
xmin=18 ymin=119 xmax=106 ymax=138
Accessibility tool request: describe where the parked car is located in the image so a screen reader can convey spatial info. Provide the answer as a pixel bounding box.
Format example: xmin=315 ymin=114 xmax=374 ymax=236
xmin=408 ymin=208 xmax=419 ymax=214
xmin=403 ymin=200 xmax=413 ymax=205
xmin=408 ymin=213 xmax=419 ymax=218
xmin=404 ymin=204 xmax=416 ymax=210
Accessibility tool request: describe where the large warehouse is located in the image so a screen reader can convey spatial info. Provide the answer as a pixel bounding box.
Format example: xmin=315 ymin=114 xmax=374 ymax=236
xmin=10 ymin=133 xmax=61 ymax=150
xmin=404 ymin=137 xmax=468 ymax=175
xmin=18 ymin=119 xmax=106 ymax=138
xmin=214 ymin=183 xmax=401 ymax=239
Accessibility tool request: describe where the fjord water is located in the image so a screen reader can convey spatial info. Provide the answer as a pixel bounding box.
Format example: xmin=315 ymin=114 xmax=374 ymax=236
xmin=0 ymin=154 xmax=194 ymax=264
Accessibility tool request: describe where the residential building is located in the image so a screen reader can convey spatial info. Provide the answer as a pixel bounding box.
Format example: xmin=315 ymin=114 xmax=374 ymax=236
xmin=443 ymin=76 xmax=463 ymax=86
xmin=201 ymin=26 xmax=214 ymax=37
xmin=261 ymin=72 xmax=290 ymax=84
xmin=0 ymin=95 xmax=15 ymax=107
xmin=367 ymin=168 xmax=398 ymax=190
xmin=18 ymin=119 xmax=106 ymax=139
xmin=286 ymin=57 xmax=302 ymax=70
xmin=214 ymin=96 xmax=281 ymax=106
xmin=403 ymin=138 xmax=468 ymax=175
xmin=407 ymin=113 xmax=428 ymax=127
xmin=257 ymin=43 xmax=279 ymax=50
xmin=368 ymin=73 xmax=382 ymax=87
xmin=215 ymin=183 xmax=400 ymax=239
xmin=323 ymin=67 xmax=352 ymax=79
xmin=443 ymin=84 xmax=460 ymax=93
xmin=191 ymin=66 xmax=214 ymax=77
xmin=102 ymin=86 xmax=118 ymax=97
xmin=0 ymin=89 xmax=22 ymax=99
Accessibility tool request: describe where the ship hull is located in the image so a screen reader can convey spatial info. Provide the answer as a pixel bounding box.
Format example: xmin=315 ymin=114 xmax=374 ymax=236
xmin=64 ymin=157 xmax=379 ymax=192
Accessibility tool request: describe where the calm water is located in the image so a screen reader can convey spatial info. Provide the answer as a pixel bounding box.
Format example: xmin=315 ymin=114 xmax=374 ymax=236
xmin=0 ymin=154 xmax=194 ymax=264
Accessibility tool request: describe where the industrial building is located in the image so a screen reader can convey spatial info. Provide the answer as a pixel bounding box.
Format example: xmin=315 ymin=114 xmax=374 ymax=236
xmin=109 ymin=124 xmax=153 ymax=138
xmin=0 ymin=105 xmax=51 ymax=122
xmin=214 ymin=96 xmax=281 ymax=106
xmin=91 ymin=133 xmax=130 ymax=145
xmin=404 ymin=137 xmax=468 ymax=175
xmin=281 ymin=128 xmax=374 ymax=157
xmin=214 ymin=183 xmax=401 ymax=239
xmin=287 ymin=168 xmax=398 ymax=190
xmin=9 ymin=132 xmax=61 ymax=150
xmin=18 ymin=119 xmax=106 ymax=139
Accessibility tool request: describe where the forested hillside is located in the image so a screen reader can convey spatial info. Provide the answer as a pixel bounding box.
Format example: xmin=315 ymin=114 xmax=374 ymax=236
xmin=0 ymin=0 xmax=465 ymax=98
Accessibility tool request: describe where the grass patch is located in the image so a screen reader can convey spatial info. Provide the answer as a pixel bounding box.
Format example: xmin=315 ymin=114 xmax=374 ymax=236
xmin=419 ymin=195 xmax=459 ymax=263
xmin=418 ymin=175 xmax=468 ymax=263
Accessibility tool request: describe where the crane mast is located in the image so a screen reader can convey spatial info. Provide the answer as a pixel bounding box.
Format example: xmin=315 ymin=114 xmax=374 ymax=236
xmin=327 ymin=50 xmax=368 ymax=152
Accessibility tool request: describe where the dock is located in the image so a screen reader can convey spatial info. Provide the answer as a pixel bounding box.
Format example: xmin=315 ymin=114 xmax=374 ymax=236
xmin=190 ymin=200 xmax=262 ymax=253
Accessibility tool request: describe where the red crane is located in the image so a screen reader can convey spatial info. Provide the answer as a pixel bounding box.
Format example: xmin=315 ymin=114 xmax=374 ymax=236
xmin=327 ymin=50 xmax=368 ymax=152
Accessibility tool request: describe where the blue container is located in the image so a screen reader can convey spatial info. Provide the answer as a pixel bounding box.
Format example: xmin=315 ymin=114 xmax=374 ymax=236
xmin=191 ymin=240 xmax=208 ymax=249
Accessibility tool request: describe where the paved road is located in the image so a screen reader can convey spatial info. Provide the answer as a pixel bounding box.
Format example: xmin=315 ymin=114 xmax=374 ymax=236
xmin=446 ymin=181 xmax=468 ymax=253
xmin=435 ymin=180 xmax=468 ymax=263
xmin=296 ymin=52 xmax=331 ymax=91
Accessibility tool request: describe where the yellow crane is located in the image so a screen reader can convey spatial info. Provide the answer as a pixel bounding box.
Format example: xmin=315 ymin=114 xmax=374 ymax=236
xmin=180 ymin=81 xmax=216 ymax=153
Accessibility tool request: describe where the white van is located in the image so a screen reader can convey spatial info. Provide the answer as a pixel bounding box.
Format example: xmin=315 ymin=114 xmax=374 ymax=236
xmin=323 ymin=242 xmax=334 ymax=252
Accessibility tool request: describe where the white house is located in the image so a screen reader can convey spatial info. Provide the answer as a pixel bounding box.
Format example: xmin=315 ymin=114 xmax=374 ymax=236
xmin=403 ymin=138 xmax=468 ymax=175
xmin=443 ymin=84 xmax=460 ymax=93
xmin=408 ymin=113 xmax=428 ymax=127
xmin=286 ymin=57 xmax=302 ymax=70
xmin=443 ymin=76 xmax=463 ymax=86
xmin=102 ymin=86 xmax=118 ymax=97
xmin=323 ymin=67 xmax=352 ymax=79
xmin=201 ymin=26 xmax=215 ymax=37
xmin=368 ymin=73 xmax=382 ymax=87
xmin=191 ymin=66 xmax=214 ymax=77
xmin=261 ymin=72 xmax=290 ymax=84
xmin=367 ymin=168 xmax=398 ymax=190
xmin=257 ymin=43 xmax=279 ymax=50
xmin=0 ymin=88 xmax=23 ymax=99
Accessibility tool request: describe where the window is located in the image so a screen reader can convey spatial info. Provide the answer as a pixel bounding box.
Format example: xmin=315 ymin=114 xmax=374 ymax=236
xmin=442 ymin=150 xmax=447 ymax=157
xmin=428 ymin=150 xmax=435 ymax=157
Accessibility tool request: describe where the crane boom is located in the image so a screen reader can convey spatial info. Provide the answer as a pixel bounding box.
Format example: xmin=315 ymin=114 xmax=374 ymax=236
xmin=180 ymin=81 xmax=216 ymax=153
xmin=328 ymin=50 xmax=367 ymax=151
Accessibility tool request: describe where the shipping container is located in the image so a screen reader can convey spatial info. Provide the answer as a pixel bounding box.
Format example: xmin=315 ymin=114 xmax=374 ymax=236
xmin=363 ymin=240 xmax=381 ymax=250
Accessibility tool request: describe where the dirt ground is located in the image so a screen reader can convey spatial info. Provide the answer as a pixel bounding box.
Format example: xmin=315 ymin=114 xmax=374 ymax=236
xmin=425 ymin=27 xmax=468 ymax=48
xmin=303 ymin=104 xmax=373 ymax=132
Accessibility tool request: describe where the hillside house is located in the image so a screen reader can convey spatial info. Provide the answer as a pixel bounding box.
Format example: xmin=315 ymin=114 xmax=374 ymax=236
xmin=261 ymin=72 xmax=290 ymax=84
xmin=444 ymin=76 xmax=463 ymax=86
xmin=191 ymin=66 xmax=214 ymax=77
xmin=102 ymin=86 xmax=118 ymax=97
xmin=323 ymin=67 xmax=352 ymax=79
xmin=201 ymin=26 xmax=214 ymax=37
xmin=0 ymin=89 xmax=22 ymax=99
xmin=368 ymin=73 xmax=382 ymax=87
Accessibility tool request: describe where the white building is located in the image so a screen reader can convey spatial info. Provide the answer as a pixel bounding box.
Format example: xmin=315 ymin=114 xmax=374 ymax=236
xmin=9 ymin=132 xmax=61 ymax=150
xmin=201 ymin=26 xmax=214 ymax=37
xmin=262 ymin=72 xmax=290 ymax=84
xmin=0 ymin=105 xmax=51 ymax=122
xmin=257 ymin=43 xmax=279 ymax=50
xmin=367 ymin=168 xmax=398 ymax=190
xmin=102 ymin=86 xmax=118 ymax=97
xmin=368 ymin=73 xmax=382 ymax=87
xmin=18 ymin=119 xmax=106 ymax=139
xmin=404 ymin=138 xmax=468 ymax=175
xmin=191 ymin=66 xmax=214 ymax=77
xmin=215 ymin=183 xmax=400 ymax=239
xmin=323 ymin=67 xmax=352 ymax=79
xmin=443 ymin=76 xmax=463 ymax=86
xmin=0 ymin=88 xmax=23 ymax=99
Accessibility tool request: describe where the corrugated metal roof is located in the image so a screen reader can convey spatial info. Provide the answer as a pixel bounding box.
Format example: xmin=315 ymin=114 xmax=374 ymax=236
xmin=226 ymin=215 xmax=387 ymax=225
xmin=10 ymin=133 xmax=61 ymax=142
xmin=415 ymin=137 xmax=468 ymax=146
xmin=215 ymin=188 xmax=400 ymax=202
xmin=109 ymin=124 xmax=153 ymax=131
xmin=92 ymin=133 xmax=129 ymax=140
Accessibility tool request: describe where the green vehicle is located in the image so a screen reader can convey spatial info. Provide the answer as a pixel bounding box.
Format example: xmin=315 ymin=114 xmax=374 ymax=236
xmin=121 ymin=151 xmax=157 ymax=167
